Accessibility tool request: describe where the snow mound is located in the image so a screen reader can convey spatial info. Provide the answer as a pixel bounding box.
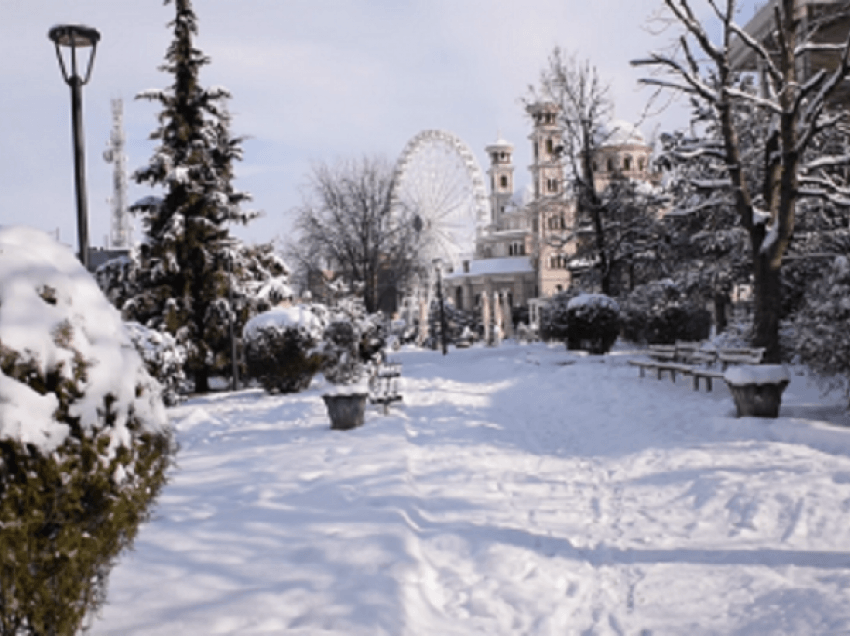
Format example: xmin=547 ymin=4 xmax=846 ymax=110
xmin=0 ymin=226 xmax=168 ymax=454
xmin=567 ymin=293 xmax=621 ymax=313
xmin=243 ymin=304 xmax=324 ymax=341
xmin=724 ymin=364 xmax=791 ymax=386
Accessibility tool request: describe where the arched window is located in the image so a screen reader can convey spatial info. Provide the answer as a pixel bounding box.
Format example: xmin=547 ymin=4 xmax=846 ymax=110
xmin=500 ymin=175 xmax=508 ymax=189
xmin=607 ymin=158 xmax=615 ymax=172
xmin=638 ymin=157 xmax=645 ymax=171
xmin=624 ymin=155 xmax=633 ymax=171
xmin=546 ymin=138 xmax=554 ymax=155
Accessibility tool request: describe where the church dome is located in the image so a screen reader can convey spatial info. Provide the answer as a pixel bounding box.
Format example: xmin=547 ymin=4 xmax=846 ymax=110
xmin=595 ymin=120 xmax=646 ymax=147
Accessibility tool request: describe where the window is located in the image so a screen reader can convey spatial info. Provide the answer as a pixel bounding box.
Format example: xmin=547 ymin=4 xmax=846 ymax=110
xmin=624 ymin=155 xmax=632 ymax=171
xmin=547 ymin=178 xmax=559 ymax=193
xmin=607 ymin=158 xmax=615 ymax=172
xmin=638 ymin=157 xmax=645 ymax=171
xmin=546 ymin=138 xmax=554 ymax=155
xmin=500 ymin=175 xmax=508 ymax=189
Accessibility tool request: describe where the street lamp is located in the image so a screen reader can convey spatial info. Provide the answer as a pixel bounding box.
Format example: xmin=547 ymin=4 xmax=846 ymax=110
xmin=432 ymin=258 xmax=448 ymax=355
xmin=48 ymin=23 xmax=100 ymax=269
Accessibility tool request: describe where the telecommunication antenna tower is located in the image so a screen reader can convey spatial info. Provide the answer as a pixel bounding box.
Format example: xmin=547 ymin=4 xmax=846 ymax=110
xmin=103 ymin=98 xmax=132 ymax=249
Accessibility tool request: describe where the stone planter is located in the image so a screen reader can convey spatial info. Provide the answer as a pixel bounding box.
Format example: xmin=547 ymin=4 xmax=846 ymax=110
xmin=322 ymin=393 xmax=368 ymax=430
xmin=724 ymin=365 xmax=790 ymax=418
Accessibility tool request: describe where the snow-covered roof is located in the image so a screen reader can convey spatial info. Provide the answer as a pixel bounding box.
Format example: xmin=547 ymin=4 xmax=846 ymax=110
xmin=445 ymin=256 xmax=534 ymax=280
xmin=596 ymin=120 xmax=646 ymax=147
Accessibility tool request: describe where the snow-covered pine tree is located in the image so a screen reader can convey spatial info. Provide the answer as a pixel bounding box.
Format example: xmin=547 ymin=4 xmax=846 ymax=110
xmin=127 ymin=0 xmax=258 ymax=393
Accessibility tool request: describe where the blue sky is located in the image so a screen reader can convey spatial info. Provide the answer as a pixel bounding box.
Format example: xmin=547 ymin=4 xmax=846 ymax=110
xmin=1 ymin=0 xmax=761 ymax=252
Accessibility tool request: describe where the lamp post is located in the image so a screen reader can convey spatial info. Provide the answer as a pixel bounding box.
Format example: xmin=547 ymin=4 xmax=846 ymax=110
xmin=432 ymin=258 xmax=448 ymax=355
xmin=48 ymin=24 xmax=100 ymax=269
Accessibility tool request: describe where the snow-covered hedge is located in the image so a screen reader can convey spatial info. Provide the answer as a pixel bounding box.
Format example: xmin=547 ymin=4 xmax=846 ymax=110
xmin=565 ymin=294 xmax=621 ymax=354
xmin=125 ymin=321 xmax=187 ymax=406
xmin=0 ymin=226 xmax=173 ymax=633
xmin=243 ymin=305 xmax=324 ymax=393
xmin=538 ymin=289 xmax=580 ymax=342
xmin=794 ymin=255 xmax=850 ymax=404
xmin=620 ymin=280 xmax=710 ymax=344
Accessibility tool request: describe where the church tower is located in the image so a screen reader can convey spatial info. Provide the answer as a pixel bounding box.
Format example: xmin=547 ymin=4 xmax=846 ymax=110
xmin=526 ymin=100 xmax=572 ymax=296
xmin=485 ymin=134 xmax=514 ymax=227
xmin=526 ymin=102 xmax=563 ymax=200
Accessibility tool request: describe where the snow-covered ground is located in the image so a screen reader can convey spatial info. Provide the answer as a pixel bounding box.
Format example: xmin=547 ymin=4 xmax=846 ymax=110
xmin=92 ymin=342 xmax=850 ymax=635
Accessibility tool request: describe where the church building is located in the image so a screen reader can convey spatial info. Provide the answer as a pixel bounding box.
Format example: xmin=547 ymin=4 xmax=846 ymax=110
xmin=443 ymin=101 xmax=655 ymax=322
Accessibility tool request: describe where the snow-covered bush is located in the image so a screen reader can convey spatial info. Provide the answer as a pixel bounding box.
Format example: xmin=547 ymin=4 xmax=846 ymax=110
xmin=620 ymin=279 xmax=710 ymax=344
xmin=794 ymin=256 xmax=850 ymax=405
xmin=539 ymin=289 xmax=581 ymax=342
xmin=565 ymin=294 xmax=621 ymax=354
xmin=0 ymin=227 xmax=173 ymax=634
xmin=125 ymin=321 xmax=187 ymax=406
xmin=646 ymin=304 xmax=712 ymax=344
xmin=321 ymin=321 xmax=365 ymax=385
xmin=243 ymin=305 xmax=324 ymax=393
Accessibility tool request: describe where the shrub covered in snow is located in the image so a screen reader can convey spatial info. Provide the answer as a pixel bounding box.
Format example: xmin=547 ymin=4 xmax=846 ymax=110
xmin=243 ymin=305 xmax=324 ymax=393
xmin=124 ymin=321 xmax=187 ymax=406
xmin=539 ymin=289 xmax=581 ymax=342
xmin=794 ymin=256 xmax=850 ymax=404
xmin=565 ymin=294 xmax=621 ymax=354
xmin=620 ymin=280 xmax=711 ymax=344
xmin=321 ymin=321 xmax=365 ymax=385
xmin=646 ymin=304 xmax=712 ymax=344
xmin=0 ymin=226 xmax=173 ymax=634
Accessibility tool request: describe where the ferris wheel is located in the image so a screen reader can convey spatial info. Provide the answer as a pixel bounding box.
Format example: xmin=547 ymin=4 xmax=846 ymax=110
xmin=391 ymin=130 xmax=489 ymax=270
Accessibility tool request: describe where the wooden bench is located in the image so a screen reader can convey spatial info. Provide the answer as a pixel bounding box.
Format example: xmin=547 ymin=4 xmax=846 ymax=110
xmin=682 ymin=367 xmax=725 ymax=391
xmin=628 ymin=359 xmax=692 ymax=382
xmin=369 ymin=362 xmax=402 ymax=414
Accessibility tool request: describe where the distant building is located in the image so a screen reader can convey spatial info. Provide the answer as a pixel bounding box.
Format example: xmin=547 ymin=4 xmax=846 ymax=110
xmin=443 ymin=103 xmax=657 ymax=322
xmin=729 ymin=0 xmax=850 ymax=105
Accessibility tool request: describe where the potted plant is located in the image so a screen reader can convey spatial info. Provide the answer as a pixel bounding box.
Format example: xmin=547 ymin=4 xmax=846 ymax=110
xmin=724 ymin=364 xmax=791 ymax=418
xmin=320 ymin=320 xmax=371 ymax=430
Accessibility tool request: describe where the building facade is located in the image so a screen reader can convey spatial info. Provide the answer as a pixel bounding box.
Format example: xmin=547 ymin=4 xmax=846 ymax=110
xmin=444 ymin=102 xmax=655 ymax=321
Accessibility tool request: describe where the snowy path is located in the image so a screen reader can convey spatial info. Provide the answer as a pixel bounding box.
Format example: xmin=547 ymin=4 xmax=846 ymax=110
xmin=92 ymin=343 xmax=850 ymax=635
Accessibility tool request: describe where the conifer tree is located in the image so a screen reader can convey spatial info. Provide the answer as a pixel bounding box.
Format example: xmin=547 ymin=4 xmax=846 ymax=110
xmin=128 ymin=0 xmax=257 ymax=392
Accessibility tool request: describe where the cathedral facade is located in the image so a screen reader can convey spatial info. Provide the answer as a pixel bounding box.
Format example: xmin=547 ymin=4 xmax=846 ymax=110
xmin=443 ymin=101 xmax=655 ymax=320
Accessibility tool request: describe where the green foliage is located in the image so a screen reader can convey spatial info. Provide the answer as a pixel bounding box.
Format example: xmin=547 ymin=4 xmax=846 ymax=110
xmin=646 ymin=305 xmax=711 ymax=345
xmin=128 ymin=0 xmax=257 ymax=393
xmin=244 ymin=325 xmax=323 ymax=394
xmin=0 ymin=351 xmax=173 ymax=635
xmin=620 ymin=279 xmax=710 ymax=344
xmin=539 ymin=289 xmax=581 ymax=342
xmin=565 ymin=294 xmax=620 ymax=354
xmin=794 ymin=256 xmax=850 ymax=403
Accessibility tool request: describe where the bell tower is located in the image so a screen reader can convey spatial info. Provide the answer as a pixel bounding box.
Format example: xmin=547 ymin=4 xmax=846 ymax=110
xmin=527 ymin=100 xmax=571 ymax=297
xmin=526 ymin=101 xmax=563 ymax=199
xmin=485 ymin=134 xmax=514 ymax=226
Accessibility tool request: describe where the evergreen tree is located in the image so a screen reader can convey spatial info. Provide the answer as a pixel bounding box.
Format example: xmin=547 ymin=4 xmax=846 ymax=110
xmin=127 ymin=0 xmax=257 ymax=392
xmin=794 ymin=256 xmax=850 ymax=406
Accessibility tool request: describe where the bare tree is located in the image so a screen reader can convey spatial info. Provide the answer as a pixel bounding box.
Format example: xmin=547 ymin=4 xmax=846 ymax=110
xmin=633 ymin=0 xmax=850 ymax=362
xmin=288 ymin=156 xmax=419 ymax=313
xmin=536 ymin=49 xmax=666 ymax=295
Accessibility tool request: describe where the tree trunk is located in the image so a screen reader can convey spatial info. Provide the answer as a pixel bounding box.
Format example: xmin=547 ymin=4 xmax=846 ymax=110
xmin=752 ymin=251 xmax=782 ymax=363
xmin=714 ymin=289 xmax=728 ymax=334
xmin=194 ymin=366 xmax=210 ymax=394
